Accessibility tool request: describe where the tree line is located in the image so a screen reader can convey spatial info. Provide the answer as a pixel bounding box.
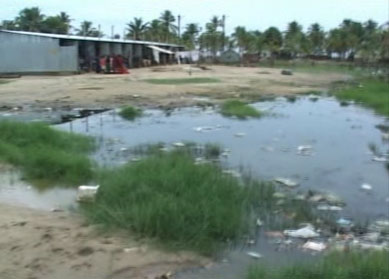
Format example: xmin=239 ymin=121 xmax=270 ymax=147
xmin=1 ymin=7 xmax=388 ymax=62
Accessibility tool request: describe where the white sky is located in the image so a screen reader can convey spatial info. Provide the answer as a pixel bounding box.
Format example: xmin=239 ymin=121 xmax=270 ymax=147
xmin=0 ymin=0 xmax=388 ymax=37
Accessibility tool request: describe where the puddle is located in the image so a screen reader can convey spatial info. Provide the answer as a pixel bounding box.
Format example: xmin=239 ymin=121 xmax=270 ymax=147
xmin=1 ymin=95 xmax=388 ymax=278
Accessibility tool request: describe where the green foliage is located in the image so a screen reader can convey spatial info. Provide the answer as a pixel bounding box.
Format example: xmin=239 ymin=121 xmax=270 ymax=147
xmin=119 ymin=106 xmax=142 ymax=120
xmin=334 ymin=79 xmax=389 ymax=116
xmin=126 ymin=17 xmax=149 ymax=40
xmin=247 ymin=251 xmax=389 ymax=279
xmin=0 ymin=121 xmax=95 ymax=185
xmin=221 ymin=100 xmax=262 ymax=119
xmin=144 ymin=78 xmax=220 ymax=85
xmin=82 ymin=150 xmax=273 ymax=255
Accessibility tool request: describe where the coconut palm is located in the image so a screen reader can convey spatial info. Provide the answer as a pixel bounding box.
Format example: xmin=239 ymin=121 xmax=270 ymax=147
xmin=76 ymin=21 xmax=103 ymax=37
xmin=16 ymin=7 xmax=44 ymax=32
xmin=126 ymin=17 xmax=148 ymax=40
xmin=308 ymin=23 xmax=325 ymax=55
xmin=159 ymin=10 xmax=177 ymax=42
xmin=181 ymin=23 xmax=200 ymax=49
xmin=284 ymin=21 xmax=304 ymax=57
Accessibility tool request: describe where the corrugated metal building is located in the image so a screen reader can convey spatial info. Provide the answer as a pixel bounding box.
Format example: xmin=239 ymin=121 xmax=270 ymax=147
xmin=0 ymin=30 xmax=183 ymax=74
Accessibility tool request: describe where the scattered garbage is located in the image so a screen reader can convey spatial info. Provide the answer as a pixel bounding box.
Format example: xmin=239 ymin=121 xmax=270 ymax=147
xmin=372 ymin=156 xmax=388 ymax=162
xmin=77 ymin=185 xmax=100 ymax=202
xmin=317 ymin=205 xmax=343 ymax=211
xmin=281 ymin=69 xmax=293 ymax=76
xmin=274 ymin=178 xmax=299 ymax=188
xmin=173 ymin=142 xmax=185 ymax=147
xmin=284 ymin=225 xmax=319 ymax=239
xmin=308 ymin=192 xmax=345 ymax=206
xmin=360 ymin=184 xmax=373 ymax=191
xmin=336 ymin=218 xmax=353 ymax=228
xmin=302 ymin=241 xmax=327 ymax=252
xmin=193 ymin=126 xmax=215 ymax=132
xmin=234 ymin=132 xmax=246 ymax=138
xmin=247 ymin=252 xmax=262 ymax=259
xmin=297 ymin=145 xmax=314 ymax=156
xmin=256 ymin=218 xmax=263 ymax=227
xmin=222 ymin=169 xmax=242 ymax=178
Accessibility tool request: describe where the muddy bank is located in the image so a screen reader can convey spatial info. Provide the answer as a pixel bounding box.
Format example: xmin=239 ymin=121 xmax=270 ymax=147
xmin=0 ymin=203 xmax=204 ymax=279
xmin=0 ymin=65 xmax=349 ymax=113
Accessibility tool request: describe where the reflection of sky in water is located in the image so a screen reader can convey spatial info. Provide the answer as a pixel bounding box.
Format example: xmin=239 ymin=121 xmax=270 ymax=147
xmin=1 ymin=96 xmax=388 ymax=279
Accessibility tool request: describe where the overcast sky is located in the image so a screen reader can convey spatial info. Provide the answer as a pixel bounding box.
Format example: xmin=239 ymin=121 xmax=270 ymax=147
xmin=0 ymin=0 xmax=388 ymax=37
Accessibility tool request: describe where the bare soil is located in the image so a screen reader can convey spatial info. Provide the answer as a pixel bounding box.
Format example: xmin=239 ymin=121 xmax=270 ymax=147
xmin=0 ymin=203 xmax=205 ymax=279
xmin=0 ymin=65 xmax=349 ymax=110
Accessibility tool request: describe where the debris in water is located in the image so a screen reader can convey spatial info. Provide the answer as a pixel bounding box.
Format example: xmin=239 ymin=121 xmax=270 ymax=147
xmin=302 ymin=241 xmax=327 ymax=252
xmin=317 ymin=205 xmax=343 ymax=211
xmin=193 ymin=126 xmax=215 ymax=132
xmin=234 ymin=132 xmax=246 ymax=138
xmin=173 ymin=142 xmax=185 ymax=147
xmin=222 ymin=169 xmax=241 ymax=178
xmin=284 ymin=225 xmax=319 ymax=239
xmin=261 ymin=146 xmax=275 ymax=152
xmin=247 ymin=252 xmax=262 ymax=259
xmin=77 ymin=185 xmax=100 ymax=202
xmin=120 ymin=147 xmax=128 ymax=152
xmin=336 ymin=218 xmax=353 ymax=228
xmin=360 ymin=184 xmax=373 ymax=191
xmin=274 ymin=178 xmax=299 ymax=188
xmin=382 ymin=133 xmax=389 ymax=141
xmin=256 ymin=218 xmax=263 ymax=227
xmin=297 ymin=145 xmax=314 ymax=156
xmin=372 ymin=156 xmax=388 ymax=162
xmin=273 ymin=192 xmax=287 ymax=199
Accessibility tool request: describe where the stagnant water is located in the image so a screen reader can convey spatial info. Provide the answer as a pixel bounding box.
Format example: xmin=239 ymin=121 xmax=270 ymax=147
xmin=0 ymin=96 xmax=388 ymax=278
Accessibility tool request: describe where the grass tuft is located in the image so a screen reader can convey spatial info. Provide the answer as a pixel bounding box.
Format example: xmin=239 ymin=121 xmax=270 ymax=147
xmin=334 ymin=79 xmax=389 ymax=116
xmin=82 ymin=150 xmax=273 ymax=255
xmin=221 ymin=100 xmax=262 ymax=119
xmin=119 ymin=106 xmax=143 ymax=120
xmin=247 ymin=251 xmax=389 ymax=279
xmin=144 ymin=78 xmax=220 ymax=85
xmin=0 ymin=121 xmax=95 ymax=185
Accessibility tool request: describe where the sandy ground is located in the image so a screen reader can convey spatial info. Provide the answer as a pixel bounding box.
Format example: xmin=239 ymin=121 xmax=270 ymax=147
xmin=0 ymin=65 xmax=349 ymax=110
xmin=0 ymin=202 xmax=205 ymax=279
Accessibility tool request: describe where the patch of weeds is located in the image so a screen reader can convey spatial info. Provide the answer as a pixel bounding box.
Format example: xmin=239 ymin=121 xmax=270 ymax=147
xmin=334 ymin=79 xmax=389 ymax=116
xmin=221 ymin=100 xmax=262 ymax=119
xmin=119 ymin=106 xmax=142 ymax=120
xmin=286 ymin=95 xmax=297 ymax=103
xmin=0 ymin=121 xmax=95 ymax=185
xmin=376 ymin=124 xmax=389 ymax=133
xmin=144 ymin=78 xmax=220 ymax=85
xmin=203 ymin=143 xmax=222 ymax=159
xmin=0 ymin=80 xmax=11 ymax=85
xmin=247 ymin=251 xmax=389 ymax=279
xmin=82 ymin=150 xmax=273 ymax=255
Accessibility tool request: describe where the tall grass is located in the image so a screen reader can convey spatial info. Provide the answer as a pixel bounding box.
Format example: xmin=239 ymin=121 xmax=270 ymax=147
xmin=119 ymin=106 xmax=142 ymax=120
xmin=82 ymin=150 xmax=274 ymax=255
xmin=334 ymin=79 xmax=389 ymax=117
xmin=247 ymin=251 xmax=389 ymax=279
xmin=221 ymin=100 xmax=262 ymax=119
xmin=144 ymin=78 xmax=220 ymax=85
xmin=0 ymin=121 xmax=95 ymax=185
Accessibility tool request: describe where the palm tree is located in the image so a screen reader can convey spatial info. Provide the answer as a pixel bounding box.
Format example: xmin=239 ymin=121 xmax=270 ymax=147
xmin=126 ymin=17 xmax=148 ymax=40
xmin=41 ymin=16 xmax=68 ymax=34
xmin=76 ymin=21 xmax=102 ymax=37
xmin=181 ymin=23 xmax=200 ymax=49
xmin=308 ymin=23 xmax=325 ymax=55
xmin=284 ymin=21 xmax=304 ymax=57
xmin=145 ymin=19 xmax=163 ymax=41
xmin=232 ymin=26 xmax=248 ymax=55
xmin=58 ymin=12 xmax=71 ymax=34
xmin=159 ymin=10 xmax=177 ymax=42
xmin=16 ymin=7 xmax=44 ymax=32
xmin=263 ymin=27 xmax=283 ymax=64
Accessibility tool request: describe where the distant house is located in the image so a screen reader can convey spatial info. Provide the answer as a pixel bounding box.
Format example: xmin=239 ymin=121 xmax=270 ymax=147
xmin=0 ymin=30 xmax=183 ymax=74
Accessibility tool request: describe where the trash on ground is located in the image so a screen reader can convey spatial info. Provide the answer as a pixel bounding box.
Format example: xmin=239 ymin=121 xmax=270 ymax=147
xmin=284 ymin=225 xmax=319 ymax=239
xmin=77 ymin=185 xmax=100 ymax=202
xmin=302 ymin=241 xmax=327 ymax=252
xmin=360 ymin=183 xmax=373 ymax=191
xmin=247 ymin=252 xmax=262 ymax=259
xmin=274 ymin=178 xmax=299 ymax=188
xmin=281 ymin=69 xmax=293 ymax=76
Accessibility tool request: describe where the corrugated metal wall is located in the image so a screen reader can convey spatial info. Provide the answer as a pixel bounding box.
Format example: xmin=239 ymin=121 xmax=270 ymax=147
xmin=0 ymin=32 xmax=78 ymax=73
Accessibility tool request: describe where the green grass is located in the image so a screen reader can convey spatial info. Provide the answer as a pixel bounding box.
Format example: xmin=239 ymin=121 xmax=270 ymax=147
xmin=119 ymin=106 xmax=142 ymax=120
xmin=247 ymin=251 xmax=389 ymax=279
xmin=0 ymin=121 xmax=95 ymax=185
xmin=144 ymin=78 xmax=220 ymax=85
xmin=221 ymin=100 xmax=262 ymax=119
xmin=0 ymin=80 xmax=10 ymax=85
xmin=82 ymin=150 xmax=274 ymax=255
xmin=334 ymin=79 xmax=389 ymax=116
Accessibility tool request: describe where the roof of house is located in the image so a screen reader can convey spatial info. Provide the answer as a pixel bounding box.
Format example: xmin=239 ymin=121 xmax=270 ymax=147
xmin=0 ymin=30 xmax=182 ymax=48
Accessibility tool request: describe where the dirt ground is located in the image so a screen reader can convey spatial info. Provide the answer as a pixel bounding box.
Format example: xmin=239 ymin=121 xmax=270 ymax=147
xmin=0 ymin=65 xmax=349 ymax=110
xmin=0 ymin=202 xmax=206 ymax=279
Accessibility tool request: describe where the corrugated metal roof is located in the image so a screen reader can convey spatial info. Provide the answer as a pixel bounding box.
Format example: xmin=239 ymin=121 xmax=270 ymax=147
xmin=0 ymin=30 xmax=182 ymax=48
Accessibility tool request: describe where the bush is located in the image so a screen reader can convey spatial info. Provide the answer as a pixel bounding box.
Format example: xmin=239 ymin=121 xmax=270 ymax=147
xmin=221 ymin=100 xmax=262 ymax=119
xmin=119 ymin=106 xmax=142 ymax=120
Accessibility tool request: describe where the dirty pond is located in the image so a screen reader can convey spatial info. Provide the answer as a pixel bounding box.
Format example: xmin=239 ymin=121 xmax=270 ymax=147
xmin=0 ymin=95 xmax=388 ymax=278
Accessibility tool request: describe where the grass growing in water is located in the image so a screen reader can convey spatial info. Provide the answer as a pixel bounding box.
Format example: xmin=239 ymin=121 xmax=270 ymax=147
xmin=82 ymin=150 xmax=273 ymax=255
xmin=221 ymin=100 xmax=262 ymax=119
xmin=144 ymin=77 xmax=220 ymax=85
xmin=247 ymin=251 xmax=389 ymax=279
xmin=334 ymin=79 xmax=389 ymax=116
xmin=119 ymin=105 xmax=142 ymax=120
xmin=0 ymin=121 xmax=95 ymax=185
